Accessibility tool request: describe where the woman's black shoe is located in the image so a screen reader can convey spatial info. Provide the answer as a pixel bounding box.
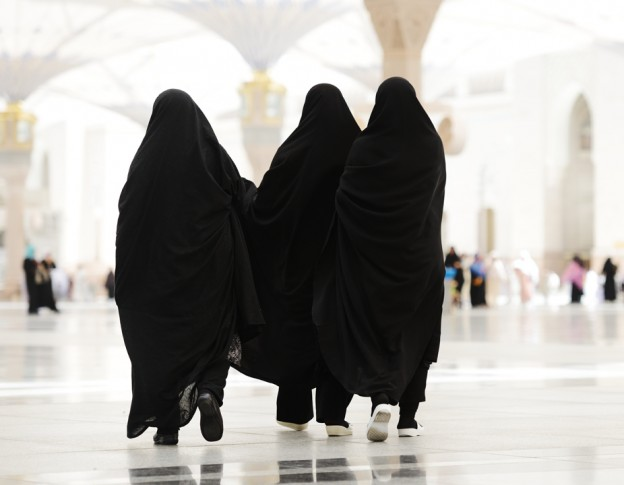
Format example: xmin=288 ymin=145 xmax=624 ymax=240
xmin=198 ymin=392 xmax=223 ymax=442
xmin=153 ymin=430 xmax=178 ymax=445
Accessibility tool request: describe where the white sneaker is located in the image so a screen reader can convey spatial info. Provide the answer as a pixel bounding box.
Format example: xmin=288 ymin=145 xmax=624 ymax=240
xmin=398 ymin=421 xmax=424 ymax=437
xmin=326 ymin=423 xmax=353 ymax=436
xmin=366 ymin=404 xmax=392 ymax=442
xmin=277 ymin=420 xmax=308 ymax=431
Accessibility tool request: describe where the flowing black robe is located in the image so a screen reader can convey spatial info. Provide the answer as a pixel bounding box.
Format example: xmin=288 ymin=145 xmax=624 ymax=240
xmin=23 ymin=258 xmax=39 ymax=314
xmin=115 ymin=89 xmax=263 ymax=438
xmin=39 ymin=260 xmax=58 ymax=311
xmin=235 ymin=84 xmax=361 ymax=386
xmin=602 ymin=258 xmax=617 ymax=302
xmin=313 ymin=77 xmax=446 ymax=403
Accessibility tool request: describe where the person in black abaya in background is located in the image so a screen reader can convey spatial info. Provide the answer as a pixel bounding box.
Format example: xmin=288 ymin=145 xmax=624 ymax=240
xmin=104 ymin=268 xmax=115 ymax=300
xmin=38 ymin=253 xmax=60 ymax=313
xmin=469 ymin=253 xmax=487 ymax=307
xmin=602 ymin=257 xmax=618 ymax=302
xmin=313 ymin=77 xmax=446 ymax=442
xmin=23 ymin=244 xmax=39 ymax=315
xmin=444 ymin=246 xmax=465 ymax=307
xmin=235 ymin=84 xmax=360 ymax=436
xmin=115 ymin=89 xmax=263 ymax=446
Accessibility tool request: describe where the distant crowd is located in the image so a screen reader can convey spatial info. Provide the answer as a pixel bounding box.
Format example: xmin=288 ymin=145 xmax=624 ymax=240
xmin=444 ymin=246 xmax=621 ymax=309
xmin=22 ymin=243 xmax=115 ymax=314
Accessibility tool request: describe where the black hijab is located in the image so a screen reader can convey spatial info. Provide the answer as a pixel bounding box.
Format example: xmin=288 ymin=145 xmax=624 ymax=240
xmin=313 ymin=77 xmax=447 ymax=402
xmin=115 ymin=89 xmax=262 ymax=438
xmin=236 ymin=84 xmax=361 ymax=385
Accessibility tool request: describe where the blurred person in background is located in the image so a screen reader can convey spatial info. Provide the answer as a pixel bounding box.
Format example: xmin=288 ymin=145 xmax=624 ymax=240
xmin=469 ymin=253 xmax=487 ymax=307
xmin=72 ymin=264 xmax=92 ymax=301
xmin=37 ymin=253 xmax=60 ymax=313
xmin=513 ymin=250 xmax=540 ymax=305
xmin=602 ymin=257 xmax=617 ymax=302
xmin=444 ymin=246 xmax=465 ymax=308
xmin=486 ymin=251 xmax=509 ymax=305
xmin=105 ymin=268 xmax=115 ymax=300
xmin=23 ymin=243 xmax=39 ymax=315
xmin=50 ymin=265 xmax=71 ymax=302
xmin=562 ymin=255 xmax=586 ymax=304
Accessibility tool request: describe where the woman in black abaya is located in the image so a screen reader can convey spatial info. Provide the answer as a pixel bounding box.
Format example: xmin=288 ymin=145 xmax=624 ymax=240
xmin=602 ymin=257 xmax=618 ymax=302
xmin=23 ymin=245 xmax=40 ymax=315
xmin=235 ymin=84 xmax=360 ymax=436
xmin=313 ymin=77 xmax=446 ymax=442
xmin=115 ymin=89 xmax=263 ymax=445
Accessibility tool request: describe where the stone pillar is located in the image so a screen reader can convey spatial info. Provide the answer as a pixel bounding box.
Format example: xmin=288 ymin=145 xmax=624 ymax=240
xmin=364 ymin=0 xmax=443 ymax=93
xmin=239 ymin=70 xmax=286 ymax=184
xmin=365 ymin=1 xmax=466 ymax=157
xmin=0 ymin=103 xmax=35 ymax=299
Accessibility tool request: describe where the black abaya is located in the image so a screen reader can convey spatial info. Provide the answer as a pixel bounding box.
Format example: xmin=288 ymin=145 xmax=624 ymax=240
xmin=235 ymin=84 xmax=361 ymax=388
xmin=313 ymin=77 xmax=446 ymax=404
xmin=23 ymin=258 xmax=39 ymax=314
xmin=603 ymin=258 xmax=617 ymax=302
xmin=39 ymin=260 xmax=59 ymax=312
xmin=115 ymin=89 xmax=263 ymax=439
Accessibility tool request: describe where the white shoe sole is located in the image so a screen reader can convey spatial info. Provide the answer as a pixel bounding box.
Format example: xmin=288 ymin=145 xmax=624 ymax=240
xmin=367 ymin=404 xmax=391 ymax=442
xmin=398 ymin=423 xmax=424 ymax=437
xmin=277 ymin=420 xmax=308 ymax=431
xmin=326 ymin=424 xmax=353 ymax=436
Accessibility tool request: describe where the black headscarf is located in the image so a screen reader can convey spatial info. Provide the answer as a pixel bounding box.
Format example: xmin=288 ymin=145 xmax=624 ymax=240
xmin=313 ymin=77 xmax=446 ymax=403
xmin=115 ymin=89 xmax=263 ymax=438
xmin=235 ymin=84 xmax=361 ymax=385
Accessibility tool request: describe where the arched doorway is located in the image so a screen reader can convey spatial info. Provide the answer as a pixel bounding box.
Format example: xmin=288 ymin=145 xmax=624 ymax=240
xmin=561 ymin=95 xmax=593 ymax=262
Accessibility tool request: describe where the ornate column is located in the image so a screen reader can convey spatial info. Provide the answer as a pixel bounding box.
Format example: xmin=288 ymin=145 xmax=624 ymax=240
xmin=239 ymin=71 xmax=286 ymax=184
xmin=0 ymin=102 xmax=35 ymax=298
xmin=364 ymin=0 xmax=442 ymax=93
xmin=365 ymin=0 xmax=466 ymax=156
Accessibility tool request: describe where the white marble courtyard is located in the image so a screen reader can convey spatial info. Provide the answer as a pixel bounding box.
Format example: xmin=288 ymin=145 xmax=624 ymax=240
xmin=0 ymin=299 xmax=623 ymax=484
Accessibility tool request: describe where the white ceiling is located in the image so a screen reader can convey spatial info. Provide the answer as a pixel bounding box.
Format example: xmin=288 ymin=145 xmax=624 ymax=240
xmin=2 ymin=0 xmax=621 ymax=122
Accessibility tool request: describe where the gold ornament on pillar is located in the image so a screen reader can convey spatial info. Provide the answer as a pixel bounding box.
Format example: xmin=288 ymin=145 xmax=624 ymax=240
xmin=0 ymin=102 xmax=36 ymax=298
xmin=240 ymin=70 xmax=286 ymax=126
xmin=0 ymin=102 xmax=36 ymax=152
xmin=239 ymin=70 xmax=286 ymax=183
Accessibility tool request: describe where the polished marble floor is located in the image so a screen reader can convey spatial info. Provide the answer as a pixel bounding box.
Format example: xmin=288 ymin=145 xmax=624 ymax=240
xmin=1 ymin=299 xmax=624 ymax=484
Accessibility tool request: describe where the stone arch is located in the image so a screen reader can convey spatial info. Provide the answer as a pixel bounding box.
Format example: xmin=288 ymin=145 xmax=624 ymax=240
xmin=561 ymin=94 xmax=594 ymax=262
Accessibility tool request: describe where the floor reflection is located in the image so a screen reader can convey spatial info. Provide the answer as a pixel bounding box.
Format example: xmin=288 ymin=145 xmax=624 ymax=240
xmin=0 ymin=305 xmax=127 ymax=387
xmin=277 ymin=459 xmax=313 ymax=483
xmin=442 ymin=304 xmax=624 ymax=346
xmin=200 ymin=464 xmax=224 ymax=485
xmin=124 ymin=455 xmax=423 ymax=484
xmin=129 ymin=465 xmax=198 ymax=484
xmin=368 ymin=455 xmax=426 ymax=483
xmin=315 ymin=457 xmax=358 ymax=482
